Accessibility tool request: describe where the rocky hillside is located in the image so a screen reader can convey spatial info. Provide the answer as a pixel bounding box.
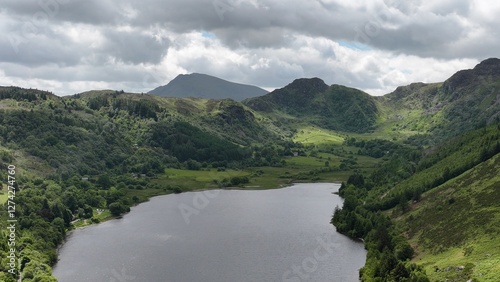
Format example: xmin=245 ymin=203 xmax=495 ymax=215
xmin=377 ymin=58 xmax=500 ymax=140
xmin=244 ymin=78 xmax=378 ymax=132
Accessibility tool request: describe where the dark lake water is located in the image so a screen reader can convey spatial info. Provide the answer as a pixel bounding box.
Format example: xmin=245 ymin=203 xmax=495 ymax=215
xmin=53 ymin=183 xmax=366 ymax=282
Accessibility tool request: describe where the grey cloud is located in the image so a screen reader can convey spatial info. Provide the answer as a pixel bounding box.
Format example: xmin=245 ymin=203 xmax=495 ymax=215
xmin=100 ymin=29 xmax=168 ymax=64
xmin=384 ymin=0 xmax=422 ymax=14
xmin=209 ymin=1 xmax=358 ymax=48
xmin=0 ymin=61 xmax=152 ymax=84
xmin=107 ymin=0 xmax=355 ymax=48
xmin=363 ymin=18 xmax=465 ymax=57
xmin=130 ymin=0 xmax=221 ymax=31
xmin=0 ymin=31 xmax=80 ymax=67
xmin=4 ymin=0 xmax=497 ymax=59
xmin=0 ymin=0 xmax=119 ymax=25
xmin=213 ymin=27 xmax=289 ymax=48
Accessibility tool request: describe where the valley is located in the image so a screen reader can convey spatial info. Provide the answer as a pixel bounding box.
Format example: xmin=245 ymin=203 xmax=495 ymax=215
xmin=0 ymin=58 xmax=499 ymax=281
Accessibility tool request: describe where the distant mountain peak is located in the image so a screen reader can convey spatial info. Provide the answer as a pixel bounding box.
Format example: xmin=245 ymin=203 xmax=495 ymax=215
xmin=148 ymin=73 xmax=268 ymax=101
xmin=243 ymin=77 xmax=377 ymax=132
xmin=286 ymin=77 xmax=328 ymax=93
xmin=473 ymin=57 xmax=500 ymax=75
xmin=443 ymin=57 xmax=500 ymax=93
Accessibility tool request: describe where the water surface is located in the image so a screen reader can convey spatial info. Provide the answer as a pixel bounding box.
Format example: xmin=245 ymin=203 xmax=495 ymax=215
xmin=54 ymin=183 xmax=366 ymax=282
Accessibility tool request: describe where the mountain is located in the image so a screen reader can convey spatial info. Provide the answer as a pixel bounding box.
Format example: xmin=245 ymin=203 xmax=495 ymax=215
xmin=243 ymin=78 xmax=378 ymax=133
xmin=329 ymin=58 xmax=500 ymax=282
xmin=148 ymin=73 xmax=269 ymax=101
xmin=376 ymin=57 xmax=500 ymax=141
xmin=242 ymin=57 xmax=499 ymax=137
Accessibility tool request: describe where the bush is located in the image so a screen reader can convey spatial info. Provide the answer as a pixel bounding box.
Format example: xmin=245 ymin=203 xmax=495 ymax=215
xmin=108 ymin=202 xmax=129 ymax=216
xmin=230 ymin=176 xmax=249 ymax=186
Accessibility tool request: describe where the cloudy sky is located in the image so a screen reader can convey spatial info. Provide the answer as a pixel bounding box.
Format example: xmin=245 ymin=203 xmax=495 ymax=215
xmin=0 ymin=0 xmax=498 ymax=96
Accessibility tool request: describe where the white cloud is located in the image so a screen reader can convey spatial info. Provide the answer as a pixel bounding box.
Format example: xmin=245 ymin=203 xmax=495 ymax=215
xmin=0 ymin=0 xmax=496 ymax=96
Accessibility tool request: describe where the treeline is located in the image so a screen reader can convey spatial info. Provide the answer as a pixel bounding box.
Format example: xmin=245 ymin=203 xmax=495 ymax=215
xmin=1 ymin=94 xmax=297 ymax=177
xmin=148 ymin=121 xmax=252 ymax=163
xmin=86 ymin=95 xmax=160 ymax=120
xmin=333 ymin=181 xmax=429 ymax=281
xmin=0 ymin=87 xmax=51 ymax=102
xmin=367 ymin=125 xmax=500 ymax=212
xmin=345 ymin=138 xmax=405 ymax=158
xmin=111 ymin=98 xmax=160 ymax=120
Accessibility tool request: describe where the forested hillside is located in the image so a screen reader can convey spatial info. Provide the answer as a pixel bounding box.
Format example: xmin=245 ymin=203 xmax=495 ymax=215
xmin=333 ymin=124 xmax=500 ymax=281
xmin=0 ymin=58 xmax=499 ymax=281
xmin=0 ymin=88 xmax=294 ymax=281
xmin=329 ymin=58 xmax=500 ymax=281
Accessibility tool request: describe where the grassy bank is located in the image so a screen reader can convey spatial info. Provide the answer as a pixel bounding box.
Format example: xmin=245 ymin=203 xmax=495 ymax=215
xmin=395 ymin=153 xmax=500 ymax=281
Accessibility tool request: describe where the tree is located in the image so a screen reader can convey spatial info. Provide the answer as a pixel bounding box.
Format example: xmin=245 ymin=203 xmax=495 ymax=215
xmin=375 ymin=225 xmax=393 ymax=252
xmin=186 ymin=159 xmax=202 ymax=170
xmin=442 ymin=167 xmax=451 ymax=182
xmin=347 ymin=173 xmax=365 ymax=187
xmin=109 ymin=202 xmax=128 ymax=216
xmin=376 ymin=249 xmax=398 ymax=278
xmin=390 ymin=262 xmax=410 ymax=280
xmin=395 ymin=242 xmax=414 ymax=261
xmin=62 ymin=191 xmax=78 ymax=213
xmin=97 ymin=174 xmax=112 ymax=189
xmin=398 ymin=195 xmax=410 ymax=214
xmin=230 ymin=176 xmax=249 ymax=186
xmin=412 ymin=189 xmax=422 ymax=202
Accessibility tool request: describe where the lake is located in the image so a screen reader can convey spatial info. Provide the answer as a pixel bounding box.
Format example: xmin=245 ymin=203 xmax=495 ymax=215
xmin=53 ymin=183 xmax=366 ymax=282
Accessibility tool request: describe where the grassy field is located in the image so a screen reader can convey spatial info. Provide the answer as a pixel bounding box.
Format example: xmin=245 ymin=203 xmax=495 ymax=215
xmin=292 ymin=126 xmax=345 ymax=145
xmin=0 ymin=182 xmax=12 ymax=205
xmin=152 ymin=158 xmax=362 ymax=192
xmin=153 ymin=168 xmax=252 ymax=191
xmin=287 ymin=156 xmax=330 ymax=167
xmin=0 ymin=189 xmax=7 ymax=204
xmin=395 ymin=153 xmax=500 ymax=281
xmin=153 ymin=153 xmax=377 ymax=191
xmin=137 ymin=115 xmax=387 ymax=192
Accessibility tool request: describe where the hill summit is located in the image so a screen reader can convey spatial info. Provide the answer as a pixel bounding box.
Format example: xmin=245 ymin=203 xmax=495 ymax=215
xmin=148 ymin=73 xmax=269 ymax=101
xmin=243 ymin=78 xmax=378 ymax=132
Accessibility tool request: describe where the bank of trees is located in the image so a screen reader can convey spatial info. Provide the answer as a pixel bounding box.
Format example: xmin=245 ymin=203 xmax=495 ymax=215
xmin=333 ymin=182 xmax=429 ymax=281
xmin=0 ymin=173 xmax=153 ymax=281
xmin=148 ymin=121 xmax=251 ymax=163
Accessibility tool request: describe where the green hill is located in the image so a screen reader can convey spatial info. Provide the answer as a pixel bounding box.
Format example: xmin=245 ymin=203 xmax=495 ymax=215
xmin=72 ymin=90 xmax=283 ymax=145
xmin=244 ymin=78 xmax=378 ymax=132
xmin=332 ymin=123 xmax=500 ymax=281
xmin=376 ymin=58 xmax=500 ymax=142
xmin=399 ymin=152 xmax=500 ymax=281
